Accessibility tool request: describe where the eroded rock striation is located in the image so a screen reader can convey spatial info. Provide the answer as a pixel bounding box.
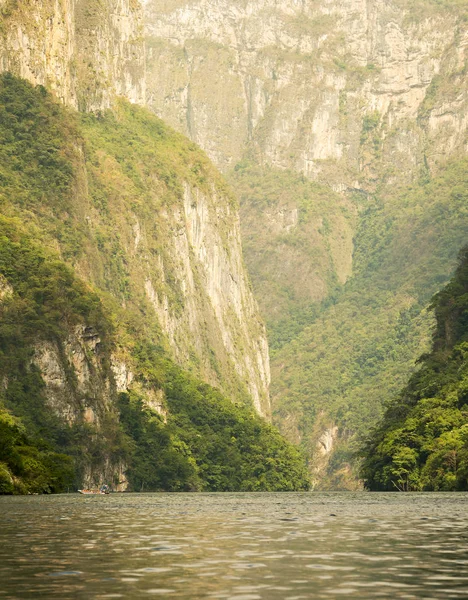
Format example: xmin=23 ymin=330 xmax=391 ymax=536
xmin=0 ymin=0 xmax=146 ymax=110
xmin=145 ymin=0 xmax=467 ymax=181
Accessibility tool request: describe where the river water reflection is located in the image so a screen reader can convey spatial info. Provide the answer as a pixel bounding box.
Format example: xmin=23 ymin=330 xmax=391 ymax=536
xmin=1 ymin=492 xmax=468 ymax=599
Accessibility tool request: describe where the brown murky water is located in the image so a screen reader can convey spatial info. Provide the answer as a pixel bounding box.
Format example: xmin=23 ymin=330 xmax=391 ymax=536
xmin=1 ymin=492 xmax=468 ymax=599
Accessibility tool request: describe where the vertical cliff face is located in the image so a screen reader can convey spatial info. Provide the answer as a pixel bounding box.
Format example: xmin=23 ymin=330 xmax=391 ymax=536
xmin=0 ymin=68 xmax=295 ymax=495
xmin=78 ymin=109 xmax=271 ymax=413
xmin=144 ymin=0 xmax=468 ymax=321
xmin=142 ymin=182 xmax=270 ymax=414
xmin=0 ymin=0 xmax=271 ymax=417
xmin=71 ymin=102 xmax=270 ymax=415
xmin=0 ymin=0 xmax=145 ymax=110
xmin=145 ymin=0 xmax=467 ymax=182
xmin=32 ymin=325 xmax=128 ymax=490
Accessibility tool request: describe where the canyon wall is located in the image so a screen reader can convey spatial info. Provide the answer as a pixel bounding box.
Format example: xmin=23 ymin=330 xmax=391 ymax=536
xmin=0 ymin=0 xmax=271 ymax=418
xmin=0 ymin=0 xmax=145 ymax=110
xmin=143 ymin=0 xmax=468 ymax=484
xmin=145 ymin=0 xmax=467 ymax=183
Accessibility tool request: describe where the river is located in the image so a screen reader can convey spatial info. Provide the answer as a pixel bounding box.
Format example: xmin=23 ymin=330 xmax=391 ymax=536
xmin=1 ymin=492 xmax=467 ymax=599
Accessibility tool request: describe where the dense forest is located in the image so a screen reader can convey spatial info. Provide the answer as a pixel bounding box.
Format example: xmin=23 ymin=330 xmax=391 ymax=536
xmin=361 ymin=247 xmax=468 ymax=491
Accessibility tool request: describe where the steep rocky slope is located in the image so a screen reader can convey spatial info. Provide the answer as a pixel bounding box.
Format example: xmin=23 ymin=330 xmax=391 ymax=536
xmin=145 ymin=0 xmax=467 ymax=179
xmin=0 ymin=0 xmax=319 ymax=492
xmin=78 ymin=102 xmax=271 ymax=415
xmin=0 ymin=0 xmax=271 ymax=416
xmin=145 ymin=0 xmax=468 ymax=485
xmin=0 ymin=74 xmax=310 ymax=494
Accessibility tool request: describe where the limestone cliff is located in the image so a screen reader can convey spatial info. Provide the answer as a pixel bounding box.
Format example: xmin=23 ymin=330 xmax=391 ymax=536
xmin=0 ymin=0 xmax=270 ymax=417
xmin=76 ymin=102 xmax=270 ymax=415
xmin=0 ymin=73 xmax=307 ymax=495
xmin=0 ymin=0 xmax=145 ymax=110
xmin=145 ymin=0 xmax=467 ymax=181
xmin=144 ymin=0 xmax=467 ymax=322
xmin=152 ymin=182 xmax=271 ymax=414
xmin=32 ymin=326 xmax=128 ymax=490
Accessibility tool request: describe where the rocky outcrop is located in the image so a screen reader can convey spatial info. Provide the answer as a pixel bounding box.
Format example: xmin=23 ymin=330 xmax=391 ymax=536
xmin=0 ymin=0 xmax=145 ymax=110
xmin=0 ymin=274 xmax=13 ymax=301
xmin=33 ymin=325 xmax=112 ymax=426
xmin=32 ymin=324 xmax=129 ymax=489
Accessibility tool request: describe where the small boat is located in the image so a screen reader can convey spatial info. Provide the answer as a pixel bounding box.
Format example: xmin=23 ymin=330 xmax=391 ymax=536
xmin=78 ymin=485 xmax=110 ymax=495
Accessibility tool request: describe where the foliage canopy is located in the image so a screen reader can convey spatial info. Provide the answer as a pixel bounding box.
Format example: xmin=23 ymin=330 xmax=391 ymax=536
xmin=361 ymin=248 xmax=468 ymax=491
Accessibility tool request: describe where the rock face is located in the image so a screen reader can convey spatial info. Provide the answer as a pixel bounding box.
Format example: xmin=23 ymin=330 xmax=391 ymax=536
xmin=145 ymin=0 xmax=467 ymax=181
xmin=120 ymin=176 xmax=270 ymax=416
xmin=33 ymin=325 xmax=111 ymax=427
xmin=143 ymin=0 xmax=468 ymax=322
xmin=71 ymin=102 xmax=271 ymax=415
xmin=33 ymin=326 xmax=128 ymax=490
xmin=0 ymin=0 xmax=271 ymax=418
xmin=142 ymin=182 xmax=270 ymax=414
xmin=0 ymin=0 xmax=145 ymax=110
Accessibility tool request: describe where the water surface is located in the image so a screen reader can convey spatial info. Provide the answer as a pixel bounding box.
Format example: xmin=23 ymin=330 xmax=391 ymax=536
xmin=1 ymin=492 xmax=468 ymax=599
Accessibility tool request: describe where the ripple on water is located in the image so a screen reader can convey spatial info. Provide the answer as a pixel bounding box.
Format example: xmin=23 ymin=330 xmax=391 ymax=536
xmin=0 ymin=492 xmax=468 ymax=599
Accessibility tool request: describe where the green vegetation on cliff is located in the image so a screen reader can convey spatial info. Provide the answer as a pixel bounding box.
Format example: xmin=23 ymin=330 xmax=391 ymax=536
xmin=232 ymin=151 xmax=468 ymax=487
xmin=0 ymin=217 xmax=120 ymax=494
xmin=0 ymin=408 xmax=75 ymax=494
xmin=230 ymin=161 xmax=355 ymax=350
xmin=144 ymin=0 xmax=468 ymax=490
xmin=361 ymin=248 xmax=468 ymax=491
xmin=0 ymin=74 xmax=310 ymax=493
xmin=273 ymin=158 xmax=468 ymax=485
xmin=119 ymin=363 xmax=309 ymax=492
